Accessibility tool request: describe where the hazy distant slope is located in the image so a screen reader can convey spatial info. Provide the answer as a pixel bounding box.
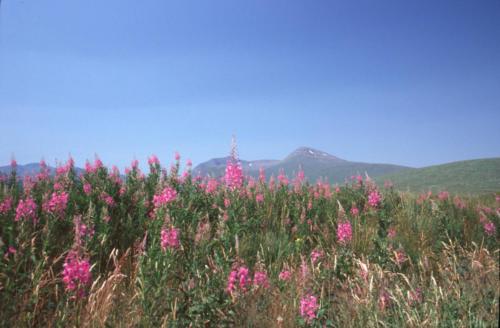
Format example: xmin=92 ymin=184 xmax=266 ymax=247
xmin=376 ymin=158 xmax=500 ymax=194
xmin=263 ymin=148 xmax=412 ymax=183
xmin=0 ymin=163 xmax=83 ymax=178
xmin=194 ymin=147 xmax=412 ymax=183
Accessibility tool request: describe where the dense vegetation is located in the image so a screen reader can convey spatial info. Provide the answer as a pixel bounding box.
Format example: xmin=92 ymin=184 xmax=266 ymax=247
xmin=0 ymin=154 xmax=498 ymax=327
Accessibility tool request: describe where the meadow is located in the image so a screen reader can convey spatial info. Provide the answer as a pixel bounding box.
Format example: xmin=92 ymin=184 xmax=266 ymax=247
xmin=0 ymin=153 xmax=498 ymax=327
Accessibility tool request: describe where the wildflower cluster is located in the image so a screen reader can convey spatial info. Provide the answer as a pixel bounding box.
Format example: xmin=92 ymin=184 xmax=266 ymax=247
xmin=161 ymin=227 xmax=180 ymax=251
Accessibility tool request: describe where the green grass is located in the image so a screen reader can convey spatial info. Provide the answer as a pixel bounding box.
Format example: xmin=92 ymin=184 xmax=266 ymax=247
xmin=376 ymin=158 xmax=500 ymax=194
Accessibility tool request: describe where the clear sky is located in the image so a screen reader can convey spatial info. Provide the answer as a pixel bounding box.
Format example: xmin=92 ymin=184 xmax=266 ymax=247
xmin=1 ymin=0 xmax=499 ymax=170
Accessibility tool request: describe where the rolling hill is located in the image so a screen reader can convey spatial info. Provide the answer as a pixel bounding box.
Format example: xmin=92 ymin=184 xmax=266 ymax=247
xmin=375 ymin=158 xmax=500 ymax=194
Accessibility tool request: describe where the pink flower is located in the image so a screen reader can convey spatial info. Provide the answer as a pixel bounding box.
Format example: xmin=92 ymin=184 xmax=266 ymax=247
xmin=226 ymin=270 xmax=238 ymax=294
xmin=94 ymin=157 xmax=103 ymax=170
xmin=224 ymin=198 xmax=231 ymax=208
xmin=43 ymin=192 xmax=69 ymax=217
xmin=277 ymin=169 xmax=288 ymax=186
xmin=294 ymin=169 xmax=305 ymax=192
xmin=10 ymin=158 xmax=17 ymax=168
xmin=368 ymin=190 xmax=382 ymax=208
xmin=85 ymin=157 xmax=103 ymax=174
xmin=255 ymin=193 xmax=264 ymax=203
xmin=15 ymin=197 xmax=38 ymax=223
xmin=153 ymin=187 xmax=177 ymax=209
xmin=279 ymin=270 xmax=292 ymax=281
xmin=23 ymin=176 xmax=35 ymax=194
xmin=0 ymin=197 xmax=13 ymax=214
xmin=227 ymin=265 xmax=251 ymax=294
xmin=387 ymin=227 xmax=396 ymax=239
xmin=253 ymin=271 xmax=270 ymax=288
xmin=101 ymin=193 xmax=115 ymax=207
xmin=37 ymin=159 xmax=50 ymax=181
xmin=300 ymin=295 xmax=319 ymax=323
xmin=205 ymin=178 xmax=219 ymax=194
xmin=225 ymin=159 xmax=243 ymax=190
xmin=148 ymin=154 xmax=160 ymax=166
xmin=161 ymin=227 xmax=180 ymax=251
xmin=8 ymin=246 xmax=16 ymax=254
xmin=186 ymin=159 xmax=192 ymax=167
xmin=337 ymin=220 xmax=352 ymax=244
xmin=53 ymin=182 xmax=63 ymax=191
xmin=350 ymin=207 xmax=359 ymax=216
xmin=83 ymin=183 xmax=92 ymax=195
xmin=483 ymin=221 xmax=496 ymax=236
xmin=238 ymin=266 xmax=250 ymax=290
xmin=310 ymin=250 xmax=322 ymax=264
xmin=62 ymin=250 xmax=92 ymax=298
xmin=438 ymin=191 xmax=449 ymax=201
xmin=175 ymin=152 xmax=181 ymax=161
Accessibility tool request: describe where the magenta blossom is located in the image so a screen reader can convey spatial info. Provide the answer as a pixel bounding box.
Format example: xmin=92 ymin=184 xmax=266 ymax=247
xmin=83 ymin=183 xmax=92 ymax=195
xmin=253 ymin=271 xmax=270 ymax=288
xmin=101 ymin=193 xmax=115 ymax=207
xmin=337 ymin=220 xmax=353 ymax=245
xmin=483 ymin=221 xmax=496 ymax=236
xmin=368 ymin=190 xmax=382 ymax=208
xmin=62 ymin=250 xmax=92 ymax=299
xmin=350 ymin=206 xmax=359 ymax=216
xmin=311 ymin=249 xmax=323 ymax=264
xmin=279 ymin=270 xmax=292 ymax=281
xmin=161 ymin=227 xmax=180 ymax=251
xmin=225 ymin=159 xmax=243 ymax=190
xmin=43 ymin=192 xmax=69 ymax=217
xmin=227 ymin=265 xmax=251 ymax=294
xmin=0 ymin=197 xmax=13 ymax=214
xmin=300 ymin=295 xmax=319 ymax=323
xmin=15 ymin=197 xmax=38 ymax=223
xmin=148 ymin=154 xmax=160 ymax=166
xmin=153 ymin=187 xmax=177 ymax=209
xmin=438 ymin=191 xmax=449 ymax=201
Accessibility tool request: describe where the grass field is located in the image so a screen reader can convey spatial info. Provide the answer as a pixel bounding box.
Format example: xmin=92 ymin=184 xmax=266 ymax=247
xmin=377 ymin=158 xmax=500 ymax=194
xmin=0 ymin=156 xmax=498 ymax=327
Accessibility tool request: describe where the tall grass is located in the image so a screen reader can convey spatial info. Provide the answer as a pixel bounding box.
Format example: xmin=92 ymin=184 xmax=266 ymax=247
xmin=0 ymin=157 xmax=498 ymax=327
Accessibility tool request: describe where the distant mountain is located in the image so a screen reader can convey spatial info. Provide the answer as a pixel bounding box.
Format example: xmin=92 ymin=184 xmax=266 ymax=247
xmin=0 ymin=163 xmax=84 ymax=178
xmin=193 ymin=147 xmax=412 ymax=183
xmin=375 ymin=158 xmax=500 ymax=194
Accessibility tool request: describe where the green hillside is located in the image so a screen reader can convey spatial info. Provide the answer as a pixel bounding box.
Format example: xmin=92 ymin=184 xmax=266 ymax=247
xmin=376 ymin=158 xmax=500 ymax=194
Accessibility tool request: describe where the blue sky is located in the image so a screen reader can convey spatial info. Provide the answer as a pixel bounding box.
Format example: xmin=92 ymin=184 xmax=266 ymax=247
xmin=1 ymin=0 xmax=499 ymax=170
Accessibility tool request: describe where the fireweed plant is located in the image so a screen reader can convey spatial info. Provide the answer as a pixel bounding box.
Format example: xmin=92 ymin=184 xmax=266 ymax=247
xmin=0 ymin=149 xmax=498 ymax=327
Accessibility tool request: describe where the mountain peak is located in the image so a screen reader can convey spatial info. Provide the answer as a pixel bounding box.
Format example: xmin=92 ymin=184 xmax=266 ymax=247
xmin=285 ymin=147 xmax=345 ymax=162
